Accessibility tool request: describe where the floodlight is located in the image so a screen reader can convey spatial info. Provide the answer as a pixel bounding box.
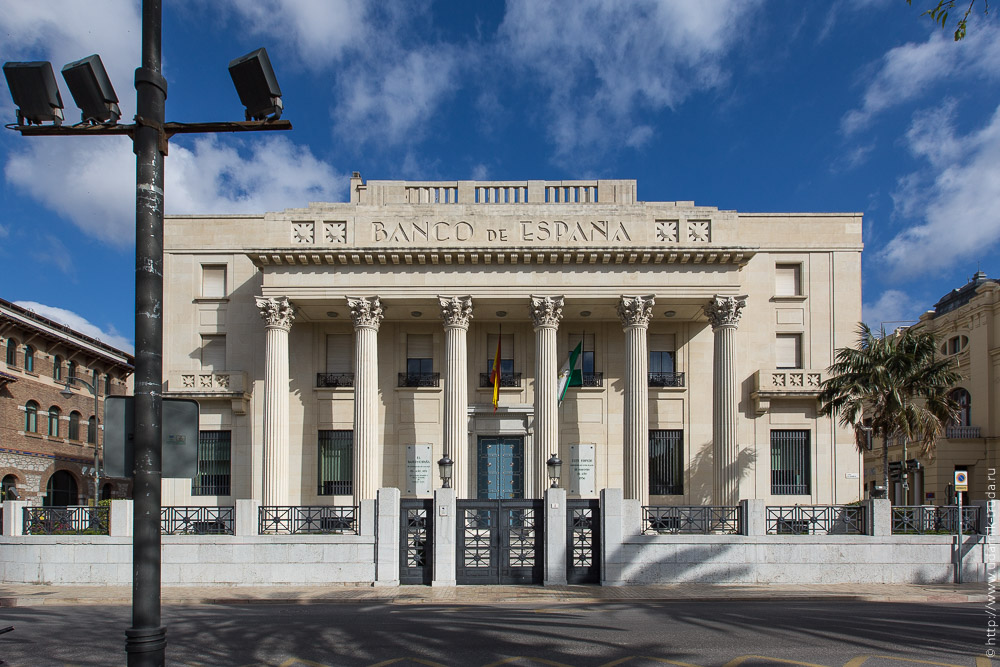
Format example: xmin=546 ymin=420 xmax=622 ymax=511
xmin=228 ymin=47 xmax=283 ymax=121
xmin=62 ymin=54 xmax=120 ymax=125
xmin=2 ymin=61 xmax=64 ymax=126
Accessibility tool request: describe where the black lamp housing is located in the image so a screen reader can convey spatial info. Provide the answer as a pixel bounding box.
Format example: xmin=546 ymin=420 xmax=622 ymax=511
xmin=546 ymin=453 xmax=562 ymax=488
xmin=437 ymin=455 xmax=454 ymax=489
xmin=228 ymin=47 xmax=282 ymax=121
xmin=2 ymin=61 xmax=64 ymax=126
xmin=62 ymin=54 xmax=120 ymax=125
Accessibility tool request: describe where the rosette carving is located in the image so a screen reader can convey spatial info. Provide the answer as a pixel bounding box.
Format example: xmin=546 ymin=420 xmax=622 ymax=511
xmin=617 ymin=295 xmax=655 ymax=328
xmin=347 ymin=296 xmax=384 ymax=330
xmin=529 ymin=295 xmax=565 ymax=329
xmin=439 ymin=295 xmax=473 ymax=329
xmin=255 ymin=296 xmax=295 ymax=330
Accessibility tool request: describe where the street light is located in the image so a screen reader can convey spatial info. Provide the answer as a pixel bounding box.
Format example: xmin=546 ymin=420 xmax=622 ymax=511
xmin=2 ymin=61 xmax=64 ymax=125
xmin=61 ymin=54 xmax=120 ymax=125
xmin=228 ymin=48 xmax=282 ymax=121
xmin=438 ymin=455 xmax=454 ymax=489
xmin=61 ymin=377 xmax=102 ymax=502
xmin=547 ymin=453 xmax=562 ymax=488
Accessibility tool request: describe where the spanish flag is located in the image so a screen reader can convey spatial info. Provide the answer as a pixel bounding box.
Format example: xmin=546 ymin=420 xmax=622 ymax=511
xmin=490 ymin=334 xmax=502 ymax=412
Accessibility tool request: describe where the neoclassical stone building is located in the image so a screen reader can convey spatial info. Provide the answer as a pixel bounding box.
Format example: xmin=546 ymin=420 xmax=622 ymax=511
xmin=162 ymin=175 xmax=863 ymax=506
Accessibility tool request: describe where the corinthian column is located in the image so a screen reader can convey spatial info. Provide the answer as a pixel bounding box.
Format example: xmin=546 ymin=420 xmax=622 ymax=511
xmin=439 ymin=295 xmax=473 ymax=498
xmin=348 ymin=296 xmax=384 ymax=501
xmin=704 ymin=295 xmax=748 ymax=506
xmin=618 ymin=295 xmax=655 ymax=503
xmin=530 ymin=295 xmax=564 ymax=499
xmin=255 ymin=296 xmax=295 ymax=506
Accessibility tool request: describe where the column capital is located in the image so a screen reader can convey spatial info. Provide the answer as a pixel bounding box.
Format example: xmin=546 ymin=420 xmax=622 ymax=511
xmin=704 ymin=295 xmax=748 ymax=330
xmin=438 ymin=295 xmax=473 ymax=330
xmin=617 ymin=295 xmax=655 ymax=329
xmin=348 ymin=296 xmax=384 ymax=330
xmin=529 ymin=295 xmax=565 ymax=329
xmin=255 ymin=296 xmax=295 ymax=331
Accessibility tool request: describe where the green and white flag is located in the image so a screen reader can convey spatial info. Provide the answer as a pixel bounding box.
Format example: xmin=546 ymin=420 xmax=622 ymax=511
xmin=557 ymin=341 xmax=584 ymax=403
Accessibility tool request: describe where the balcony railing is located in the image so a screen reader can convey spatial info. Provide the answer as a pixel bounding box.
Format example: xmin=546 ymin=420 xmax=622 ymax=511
xmin=479 ymin=372 xmax=522 ymax=388
xmin=259 ymin=505 xmax=359 ymax=534
xmin=318 ymin=480 xmax=352 ymax=496
xmin=317 ymin=372 xmax=355 ymax=388
xmin=892 ymin=505 xmax=980 ymax=534
xmin=398 ymin=372 xmax=440 ymax=388
xmin=752 ymin=368 xmax=826 ymax=414
xmin=581 ymin=372 xmax=603 ymax=387
xmin=766 ymin=505 xmax=865 ymax=535
xmin=648 ymin=371 xmax=684 ymax=388
xmin=161 ymin=506 xmax=235 ymax=535
xmin=23 ymin=506 xmax=109 ymax=535
xmin=946 ymin=426 xmax=981 ymax=439
xmin=643 ymin=506 xmax=740 ymax=534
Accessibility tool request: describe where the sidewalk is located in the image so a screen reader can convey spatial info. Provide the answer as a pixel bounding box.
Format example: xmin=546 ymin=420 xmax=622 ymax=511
xmin=0 ymin=581 xmax=985 ymax=607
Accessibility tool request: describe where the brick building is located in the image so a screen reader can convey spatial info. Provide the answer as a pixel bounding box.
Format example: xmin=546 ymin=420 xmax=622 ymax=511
xmin=0 ymin=298 xmax=133 ymax=505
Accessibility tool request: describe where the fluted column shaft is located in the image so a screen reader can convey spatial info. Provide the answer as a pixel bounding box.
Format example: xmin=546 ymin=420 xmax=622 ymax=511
xmin=256 ymin=297 xmax=295 ymax=506
xmin=705 ymin=295 xmax=748 ymax=506
xmin=530 ymin=295 xmax=564 ymax=499
xmin=440 ymin=296 xmax=473 ymax=498
xmin=349 ymin=297 xmax=384 ymax=502
xmin=619 ymin=296 xmax=654 ymax=503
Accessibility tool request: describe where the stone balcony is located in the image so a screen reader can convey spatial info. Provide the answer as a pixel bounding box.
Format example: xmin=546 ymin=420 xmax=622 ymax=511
xmin=165 ymin=371 xmax=251 ymax=415
xmin=751 ymin=368 xmax=826 ymax=415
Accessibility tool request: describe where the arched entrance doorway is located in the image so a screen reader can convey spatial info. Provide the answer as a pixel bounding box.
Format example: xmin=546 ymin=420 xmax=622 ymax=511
xmin=45 ymin=471 xmax=78 ymax=506
xmin=2 ymin=474 xmax=18 ymax=500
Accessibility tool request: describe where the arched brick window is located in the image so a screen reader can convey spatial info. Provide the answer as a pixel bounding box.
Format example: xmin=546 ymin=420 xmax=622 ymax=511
xmin=47 ymin=406 xmax=60 ymax=437
xmin=24 ymin=400 xmax=38 ymax=432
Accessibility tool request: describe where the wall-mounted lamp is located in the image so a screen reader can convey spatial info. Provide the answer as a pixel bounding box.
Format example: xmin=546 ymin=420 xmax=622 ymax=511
xmin=546 ymin=453 xmax=562 ymax=488
xmin=438 ymin=454 xmax=454 ymax=489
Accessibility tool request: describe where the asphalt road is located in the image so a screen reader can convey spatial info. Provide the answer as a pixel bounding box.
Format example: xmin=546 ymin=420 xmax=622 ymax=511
xmin=0 ymin=599 xmax=990 ymax=667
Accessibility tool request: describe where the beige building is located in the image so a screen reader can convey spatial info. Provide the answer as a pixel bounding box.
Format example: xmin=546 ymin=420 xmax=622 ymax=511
xmin=162 ymin=175 xmax=863 ymax=507
xmin=865 ymin=271 xmax=999 ymax=505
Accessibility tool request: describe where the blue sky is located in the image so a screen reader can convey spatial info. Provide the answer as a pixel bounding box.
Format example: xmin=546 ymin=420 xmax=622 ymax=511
xmin=1 ymin=0 xmax=998 ymax=355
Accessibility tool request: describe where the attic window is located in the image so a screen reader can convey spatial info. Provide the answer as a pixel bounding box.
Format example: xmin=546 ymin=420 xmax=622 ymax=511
xmin=941 ymin=335 xmax=969 ymax=355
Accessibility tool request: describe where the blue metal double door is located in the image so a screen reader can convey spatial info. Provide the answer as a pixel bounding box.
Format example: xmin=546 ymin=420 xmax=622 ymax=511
xmin=476 ymin=436 xmax=524 ymax=499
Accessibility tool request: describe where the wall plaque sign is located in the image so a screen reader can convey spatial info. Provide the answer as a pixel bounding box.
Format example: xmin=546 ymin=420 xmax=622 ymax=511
xmin=569 ymin=444 xmax=596 ymax=496
xmin=406 ymin=444 xmax=433 ymax=495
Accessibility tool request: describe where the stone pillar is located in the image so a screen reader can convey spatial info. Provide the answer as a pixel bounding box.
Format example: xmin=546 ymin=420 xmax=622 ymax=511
xmin=544 ymin=487 xmax=567 ymax=586
xmin=2 ymin=500 xmax=25 ymax=537
xmin=234 ymin=499 xmax=260 ymax=536
xmin=618 ymin=295 xmax=654 ymax=504
xmin=530 ymin=295 xmax=564 ymax=499
xmin=432 ymin=487 xmax=457 ymax=586
xmin=349 ymin=297 xmax=384 ymax=502
xmin=704 ymin=295 xmax=747 ymax=506
xmin=439 ymin=296 xmax=473 ymax=499
xmin=256 ymin=296 xmax=295 ymax=506
xmin=375 ymin=487 xmax=401 ymax=587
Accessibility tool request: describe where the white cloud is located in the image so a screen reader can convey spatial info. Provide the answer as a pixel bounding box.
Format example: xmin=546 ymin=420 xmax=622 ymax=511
xmin=842 ymin=24 xmax=1000 ymax=134
xmin=13 ymin=301 xmax=134 ymax=354
xmin=881 ymin=102 xmax=1000 ymax=274
xmin=4 ymin=135 xmax=345 ymax=245
xmin=498 ymin=0 xmax=760 ymax=161
xmin=862 ymin=289 xmax=922 ymax=331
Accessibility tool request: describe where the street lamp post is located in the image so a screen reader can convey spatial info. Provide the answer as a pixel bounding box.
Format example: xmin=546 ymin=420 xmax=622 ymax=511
xmin=60 ymin=377 xmax=101 ymax=501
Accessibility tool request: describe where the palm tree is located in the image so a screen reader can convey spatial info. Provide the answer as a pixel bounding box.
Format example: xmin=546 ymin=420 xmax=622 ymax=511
xmin=819 ymin=323 xmax=961 ymax=500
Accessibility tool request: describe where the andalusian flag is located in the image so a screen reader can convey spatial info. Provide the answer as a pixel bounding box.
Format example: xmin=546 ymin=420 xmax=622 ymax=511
xmin=557 ymin=340 xmax=584 ymax=404
xmin=490 ymin=334 xmax=502 ymax=412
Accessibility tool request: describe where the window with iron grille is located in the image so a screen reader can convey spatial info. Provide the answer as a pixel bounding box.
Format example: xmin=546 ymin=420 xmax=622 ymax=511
xmin=318 ymin=430 xmax=353 ymax=496
xmin=771 ymin=429 xmax=810 ymax=495
xmin=192 ymin=430 xmax=232 ymax=496
xmin=649 ymin=429 xmax=683 ymax=495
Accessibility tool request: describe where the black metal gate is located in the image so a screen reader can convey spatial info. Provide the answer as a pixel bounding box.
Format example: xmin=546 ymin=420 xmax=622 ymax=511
xmin=567 ymin=499 xmax=601 ymax=584
xmin=400 ymin=499 xmax=432 ymax=585
xmin=456 ymin=499 xmax=543 ymax=585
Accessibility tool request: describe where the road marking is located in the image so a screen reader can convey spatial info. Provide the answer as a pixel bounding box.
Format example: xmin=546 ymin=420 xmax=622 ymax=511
xmin=480 ymin=658 xmax=575 ymax=667
xmin=597 ymin=657 xmax=706 ymax=666
xmin=367 ymin=659 xmax=449 ymax=667
xmin=723 ymin=657 xmax=829 ymax=667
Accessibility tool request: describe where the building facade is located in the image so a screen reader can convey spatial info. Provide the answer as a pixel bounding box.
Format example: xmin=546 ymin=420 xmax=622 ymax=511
xmin=0 ymin=298 xmax=134 ymax=505
xmin=163 ymin=175 xmax=864 ymax=507
xmin=864 ymin=271 xmax=1000 ymax=504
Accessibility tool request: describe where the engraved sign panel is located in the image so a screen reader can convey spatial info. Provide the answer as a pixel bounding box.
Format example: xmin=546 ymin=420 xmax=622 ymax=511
xmin=569 ymin=444 xmax=596 ymax=496
xmin=407 ymin=444 xmax=433 ymax=495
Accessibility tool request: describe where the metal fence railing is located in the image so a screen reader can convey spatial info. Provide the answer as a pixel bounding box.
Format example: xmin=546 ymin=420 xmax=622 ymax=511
xmin=316 ymin=372 xmax=354 ymax=388
xmin=23 ymin=506 xmax=109 ymax=535
xmin=766 ymin=505 xmax=866 ymax=535
xmin=161 ymin=506 xmax=235 ymax=535
xmin=892 ymin=505 xmax=980 ymax=534
xmin=648 ymin=371 xmax=685 ymax=388
xmin=643 ymin=506 xmax=741 ymax=534
xmin=259 ymin=506 xmax=359 ymax=535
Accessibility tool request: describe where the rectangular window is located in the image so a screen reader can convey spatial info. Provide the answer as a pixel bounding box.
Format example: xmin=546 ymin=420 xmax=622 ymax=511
xmin=485 ymin=333 xmax=514 ymax=375
xmin=192 ymin=431 xmax=232 ymax=496
xmin=649 ymin=333 xmax=680 ymax=386
xmin=200 ymin=335 xmax=226 ymax=371
xmin=406 ymin=334 xmax=433 ymax=375
xmin=105 ymin=374 xmax=112 ymax=396
xmin=201 ymin=265 xmax=227 ymax=298
xmin=325 ymin=334 xmax=352 ymax=373
xmin=771 ymin=430 xmax=810 ymax=495
xmin=318 ymin=430 xmax=353 ymax=495
xmin=775 ymin=264 xmax=801 ymax=297
xmin=775 ymin=334 xmax=802 ymax=369
xmin=649 ymin=429 xmax=683 ymax=495
xmin=567 ymin=333 xmax=597 ymax=385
